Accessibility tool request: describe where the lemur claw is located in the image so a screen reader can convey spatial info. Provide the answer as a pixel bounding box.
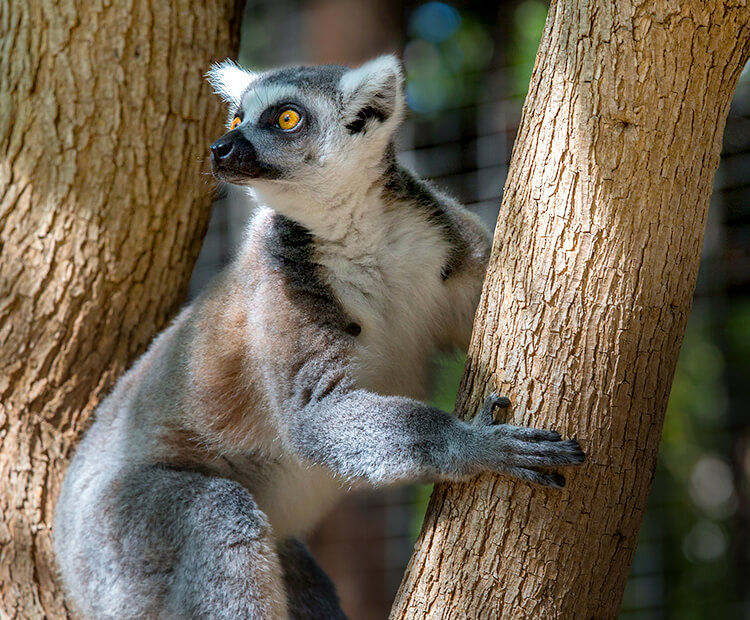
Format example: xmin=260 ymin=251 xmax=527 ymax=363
xmin=474 ymin=392 xmax=511 ymax=426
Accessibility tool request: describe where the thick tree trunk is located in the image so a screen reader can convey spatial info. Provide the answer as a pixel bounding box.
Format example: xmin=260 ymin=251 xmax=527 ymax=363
xmin=0 ymin=1 xmax=242 ymax=617
xmin=392 ymin=2 xmax=750 ymax=618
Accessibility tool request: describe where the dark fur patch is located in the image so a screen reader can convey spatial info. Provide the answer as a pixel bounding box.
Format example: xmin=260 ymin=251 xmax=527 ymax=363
xmin=258 ymin=65 xmax=348 ymax=97
xmin=345 ymin=105 xmax=388 ymax=134
xmin=277 ymin=538 xmax=347 ymax=619
xmin=265 ymin=214 xmax=354 ymax=332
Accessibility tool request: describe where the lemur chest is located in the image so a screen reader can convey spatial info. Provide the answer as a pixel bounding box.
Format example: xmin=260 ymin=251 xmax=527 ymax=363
xmin=319 ymin=219 xmax=449 ymax=399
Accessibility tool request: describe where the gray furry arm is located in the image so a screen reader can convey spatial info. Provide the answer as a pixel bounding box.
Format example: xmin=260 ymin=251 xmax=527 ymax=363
xmin=281 ymin=367 xmax=584 ymax=488
xmin=291 ymin=388 xmax=481 ymax=484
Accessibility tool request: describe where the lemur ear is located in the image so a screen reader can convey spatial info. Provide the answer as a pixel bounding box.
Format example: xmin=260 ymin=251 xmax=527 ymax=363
xmin=206 ymin=60 xmax=257 ymax=107
xmin=339 ymin=55 xmax=404 ymax=134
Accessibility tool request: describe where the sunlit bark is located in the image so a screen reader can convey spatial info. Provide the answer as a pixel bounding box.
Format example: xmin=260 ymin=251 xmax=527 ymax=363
xmin=0 ymin=1 xmax=242 ymax=616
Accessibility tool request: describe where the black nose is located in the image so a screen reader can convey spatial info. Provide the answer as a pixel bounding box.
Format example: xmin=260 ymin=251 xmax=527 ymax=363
xmin=211 ymin=138 xmax=234 ymax=160
xmin=210 ymin=131 xmax=258 ymax=175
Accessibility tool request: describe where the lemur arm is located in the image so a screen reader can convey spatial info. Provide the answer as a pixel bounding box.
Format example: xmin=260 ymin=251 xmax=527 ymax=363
xmin=254 ymin=294 xmax=584 ymax=488
xmin=290 ymin=382 xmax=583 ymax=487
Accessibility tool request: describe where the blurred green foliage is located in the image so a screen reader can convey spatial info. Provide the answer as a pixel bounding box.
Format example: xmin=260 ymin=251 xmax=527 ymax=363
xmin=511 ymin=0 xmax=548 ymax=96
xmin=411 ymin=352 xmax=467 ymax=538
xmin=403 ymin=2 xmax=494 ymax=115
xmin=630 ymin=310 xmax=736 ymax=618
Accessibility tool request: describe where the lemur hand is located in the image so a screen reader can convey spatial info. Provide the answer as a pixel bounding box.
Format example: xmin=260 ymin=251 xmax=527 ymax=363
xmin=469 ymin=392 xmax=585 ymax=488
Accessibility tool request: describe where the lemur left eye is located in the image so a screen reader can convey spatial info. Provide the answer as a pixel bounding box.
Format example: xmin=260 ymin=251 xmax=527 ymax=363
xmin=229 ymin=117 xmax=242 ymax=131
xmin=277 ymin=109 xmax=301 ymax=131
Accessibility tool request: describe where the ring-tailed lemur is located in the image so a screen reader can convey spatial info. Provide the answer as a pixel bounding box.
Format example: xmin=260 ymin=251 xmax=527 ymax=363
xmin=54 ymin=55 xmax=585 ymax=619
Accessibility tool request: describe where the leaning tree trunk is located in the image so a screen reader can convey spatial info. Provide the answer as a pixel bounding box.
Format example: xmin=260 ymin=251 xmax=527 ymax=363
xmin=392 ymin=1 xmax=750 ymax=618
xmin=0 ymin=1 xmax=242 ymax=617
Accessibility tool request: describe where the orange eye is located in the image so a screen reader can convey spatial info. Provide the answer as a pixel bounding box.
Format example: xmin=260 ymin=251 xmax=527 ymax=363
xmin=277 ymin=109 xmax=300 ymax=131
xmin=229 ymin=116 xmax=241 ymax=131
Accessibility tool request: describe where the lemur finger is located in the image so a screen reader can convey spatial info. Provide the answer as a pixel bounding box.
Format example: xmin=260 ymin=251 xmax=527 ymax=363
xmin=506 ymin=467 xmax=566 ymax=488
xmin=505 ymin=438 xmax=585 ymax=463
xmin=500 ymin=446 xmax=585 ymax=468
xmin=473 ymin=393 xmax=511 ymax=427
xmin=499 ymin=423 xmax=562 ymax=442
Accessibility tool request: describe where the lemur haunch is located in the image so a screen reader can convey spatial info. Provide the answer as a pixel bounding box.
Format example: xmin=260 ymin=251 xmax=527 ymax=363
xmin=54 ymin=55 xmax=584 ymax=619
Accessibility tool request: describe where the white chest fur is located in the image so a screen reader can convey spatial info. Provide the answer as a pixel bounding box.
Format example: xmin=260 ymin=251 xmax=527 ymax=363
xmin=317 ymin=205 xmax=449 ymax=400
xmin=252 ymin=461 xmax=345 ymax=538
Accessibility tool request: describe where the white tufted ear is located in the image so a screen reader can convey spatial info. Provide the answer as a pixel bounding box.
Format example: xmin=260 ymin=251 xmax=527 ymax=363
xmin=206 ymin=60 xmax=258 ymax=107
xmin=339 ymin=55 xmax=404 ymax=134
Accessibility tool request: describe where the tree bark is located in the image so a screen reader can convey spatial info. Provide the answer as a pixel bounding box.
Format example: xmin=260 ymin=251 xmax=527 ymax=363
xmin=392 ymin=2 xmax=750 ymax=618
xmin=0 ymin=1 xmax=242 ymax=617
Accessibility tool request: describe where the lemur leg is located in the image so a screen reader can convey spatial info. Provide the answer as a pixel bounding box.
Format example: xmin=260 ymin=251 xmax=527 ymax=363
xmin=83 ymin=466 xmax=288 ymax=620
xmin=277 ymin=537 xmax=348 ymax=620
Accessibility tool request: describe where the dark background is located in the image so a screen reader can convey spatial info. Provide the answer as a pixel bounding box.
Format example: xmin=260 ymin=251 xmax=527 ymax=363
xmin=188 ymin=2 xmax=750 ymax=618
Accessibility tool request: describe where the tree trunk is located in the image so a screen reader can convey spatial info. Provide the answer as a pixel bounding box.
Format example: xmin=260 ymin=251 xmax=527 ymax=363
xmin=392 ymin=1 xmax=750 ymax=618
xmin=0 ymin=1 xmax=242 ymax=617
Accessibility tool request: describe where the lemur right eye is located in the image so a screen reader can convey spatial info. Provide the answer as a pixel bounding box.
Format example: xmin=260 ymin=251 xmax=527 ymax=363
xmin=277 ymin=109 xmax=301 ymax=131
xmin=229 ymin=117 xmax=241 ymax=130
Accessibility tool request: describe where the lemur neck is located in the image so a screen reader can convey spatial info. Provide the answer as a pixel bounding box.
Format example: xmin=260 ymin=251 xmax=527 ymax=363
xmin=276 ymin=185 xmax=383 ymax=244
xmin=251 ymin=142 xmax=403 ymax=245
xmin=252 ymin=171 xmax=399 ymax=248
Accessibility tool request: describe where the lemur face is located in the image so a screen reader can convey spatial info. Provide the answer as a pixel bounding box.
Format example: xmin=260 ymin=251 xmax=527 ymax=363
xmin=208 ymin=56 xmax=404 ymax=189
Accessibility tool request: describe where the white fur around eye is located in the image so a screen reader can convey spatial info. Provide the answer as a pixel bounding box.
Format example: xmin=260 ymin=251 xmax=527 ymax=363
xmin=239 ymin=83 xmax=301 ymax=123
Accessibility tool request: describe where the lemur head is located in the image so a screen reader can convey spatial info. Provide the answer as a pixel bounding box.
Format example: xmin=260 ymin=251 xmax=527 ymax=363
xmin=207 ymin=55 xmax=404 ymax=210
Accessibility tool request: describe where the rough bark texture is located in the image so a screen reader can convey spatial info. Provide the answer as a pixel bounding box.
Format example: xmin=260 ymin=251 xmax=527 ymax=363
xmin=0 ymin=1 xmax=242 ymax=617
xmin=392 ymin=2 xmax=750 ymax=618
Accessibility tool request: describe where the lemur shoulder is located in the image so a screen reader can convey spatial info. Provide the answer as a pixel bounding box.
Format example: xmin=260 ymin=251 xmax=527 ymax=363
xmin=54 ymin=55 xmax=585 ymax=620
